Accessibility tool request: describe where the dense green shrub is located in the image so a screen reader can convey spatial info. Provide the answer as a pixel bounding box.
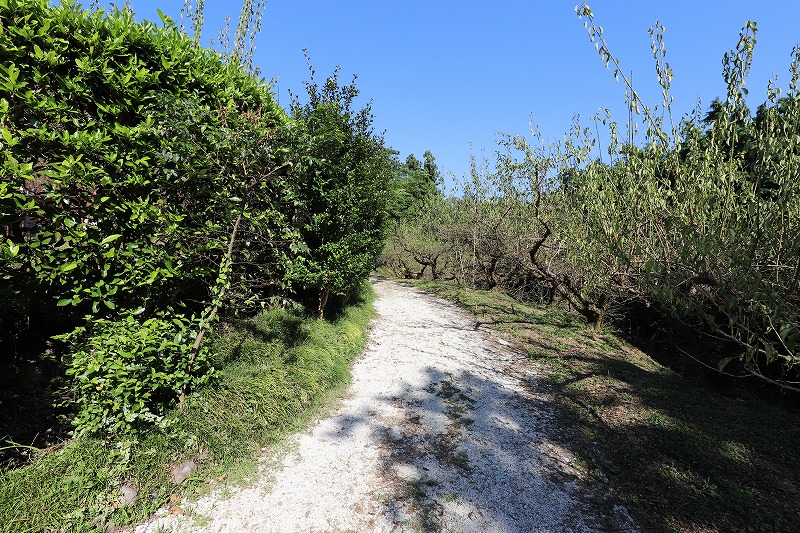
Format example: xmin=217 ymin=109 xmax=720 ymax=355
xmin=0 ymin=0 xmax=398 ymax=435
xmin=0 ymin=0 xmax=294 ymax=432
xmin=0 ymin=0 xmax=285 ymax=317
xmin=280 ymin=65 xmax=394 ymax=318
xmin=58 ymin=313 xmax=212 ymax=434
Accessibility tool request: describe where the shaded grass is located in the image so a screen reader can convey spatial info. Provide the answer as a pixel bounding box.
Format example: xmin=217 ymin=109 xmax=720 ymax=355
xmin=0 ymin=284 xmax=376 ymax=532
xmin=405 ymin=279 xmax=800 ymax=533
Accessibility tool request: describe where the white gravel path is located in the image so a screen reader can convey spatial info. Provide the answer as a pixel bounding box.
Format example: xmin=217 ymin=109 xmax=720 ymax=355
xmin=133 ymin=278 xmax=635 ymax=532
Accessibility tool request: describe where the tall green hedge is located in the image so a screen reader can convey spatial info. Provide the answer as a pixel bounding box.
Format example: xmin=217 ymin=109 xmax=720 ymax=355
xmin=0 ymin=0 xmax=285 ymax=318
xmin=1 ymin=0 xmax=394 ymax=434
xmin=280 ymin=68 xmax=394 ymax=318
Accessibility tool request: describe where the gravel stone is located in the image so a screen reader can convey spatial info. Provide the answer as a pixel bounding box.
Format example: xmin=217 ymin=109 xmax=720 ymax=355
xmin=170 ymin=460 xmax=198 ymax=485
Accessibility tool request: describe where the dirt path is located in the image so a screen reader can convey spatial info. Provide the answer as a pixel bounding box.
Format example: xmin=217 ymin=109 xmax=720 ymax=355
xmin=135 ymin=278 xmax=635 ymax=532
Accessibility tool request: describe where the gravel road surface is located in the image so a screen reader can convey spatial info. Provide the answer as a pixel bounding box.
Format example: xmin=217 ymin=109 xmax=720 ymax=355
xmin=133 ymin=278 xmax=635 ymax=532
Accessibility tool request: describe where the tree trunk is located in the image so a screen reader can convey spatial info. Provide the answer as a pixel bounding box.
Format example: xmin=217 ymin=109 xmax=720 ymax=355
xmin=580 ymin=307 xmax=603 ymax=331
xmin=486 ymin=255 xmax=501 ymax=290
xmin=317 ymin=286 xmax=330 ymax=319
xmin=431 ymin=257 xmax=439 ymax=280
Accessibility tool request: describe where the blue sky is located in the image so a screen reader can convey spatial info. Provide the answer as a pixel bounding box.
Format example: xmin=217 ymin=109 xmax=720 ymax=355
xmin=110 ymin=1 xmax=798 ymax=183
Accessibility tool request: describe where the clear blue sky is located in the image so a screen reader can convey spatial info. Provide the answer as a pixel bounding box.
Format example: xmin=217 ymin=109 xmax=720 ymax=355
xmin=108 ymin=1 xmax=798 ymax=184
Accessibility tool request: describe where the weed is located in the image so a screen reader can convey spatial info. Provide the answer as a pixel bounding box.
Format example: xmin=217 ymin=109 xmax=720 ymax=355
xmin=438 ymin=380 xmax=458 ymax=399
xmin=448 ymin=404 xmax=469 ymax=415
xmin=451 ymin=451 xmax=469 ymax=468
xmin=405 ymin=480 xmax=426 ymax=498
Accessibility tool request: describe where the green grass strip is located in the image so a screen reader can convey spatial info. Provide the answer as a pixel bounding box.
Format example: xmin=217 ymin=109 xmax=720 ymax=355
xmin=0 ymin=285 xmax=376 ymax=532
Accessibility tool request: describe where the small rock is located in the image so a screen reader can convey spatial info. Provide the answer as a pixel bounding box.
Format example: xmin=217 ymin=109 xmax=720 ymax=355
xmin=170 ymin=460 xmax=197 ymax=484
xmin=118 ymin=484 xmax=138 ymax=507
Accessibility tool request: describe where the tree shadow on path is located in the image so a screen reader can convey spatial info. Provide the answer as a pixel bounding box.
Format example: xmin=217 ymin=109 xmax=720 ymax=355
xmin=319 ymin=358 xmax=635 ymax=532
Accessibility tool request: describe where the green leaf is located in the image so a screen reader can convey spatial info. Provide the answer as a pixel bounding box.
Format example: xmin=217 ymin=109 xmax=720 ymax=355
xmin=100 ymin=234 xmax=122 ymax=245
xmin=6 ymin=240 xmax=19 ymax=256
xmin=1 ymin=127 xmax=15 ymax=146
xmin=57 ymin=299 xmax=72 ymax=307
xmin=779 ymin=324 xmax=793 ymax=342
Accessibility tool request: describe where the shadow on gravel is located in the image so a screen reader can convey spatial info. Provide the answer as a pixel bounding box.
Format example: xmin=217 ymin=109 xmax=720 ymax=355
xmin=386 ymin=280 xmax=800 ymax=531
xmin=382 ymin=367 xmax=640 ymax=532
xmin=320 ymin=366 xmax=632 ymax=532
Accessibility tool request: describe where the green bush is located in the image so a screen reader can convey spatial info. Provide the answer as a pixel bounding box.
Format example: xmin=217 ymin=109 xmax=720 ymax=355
xmin=0 ymin=0 xmax=285 ymax=317
xmin=0 ymin=0 xmax=288 ymax=432
xmin=281 ymin=65 xmax=394 ymax=317
xmin=59 ymin=313 xmax=212 ymax=434
xmin=0 ymin=0 xmax=392 ymax=435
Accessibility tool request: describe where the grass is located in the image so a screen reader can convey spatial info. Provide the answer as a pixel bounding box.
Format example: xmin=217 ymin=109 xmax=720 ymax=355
xmin=404 ymin=278 xmax=800 ymax=533
xmin=0 ymin=284 xmax=377 ymax=533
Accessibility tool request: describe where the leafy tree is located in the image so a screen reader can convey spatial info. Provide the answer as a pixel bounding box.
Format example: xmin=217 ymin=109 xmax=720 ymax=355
xmin=423 ymin=149 xmax=440 ymax=184
xmin=384 ymin=150 xmax=441 ymax=222
xmin=281 ymin=64 xmax=392 ymax=318
xmin=387 ymin=7 xmax=800 ymax=393
xmin=405 ymin=153 xmax=422 ymax=171
xmin=572 ymin=6 xmax=800 ymax=389
xmin=383 ymin=192 xmax=460 ymax=280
